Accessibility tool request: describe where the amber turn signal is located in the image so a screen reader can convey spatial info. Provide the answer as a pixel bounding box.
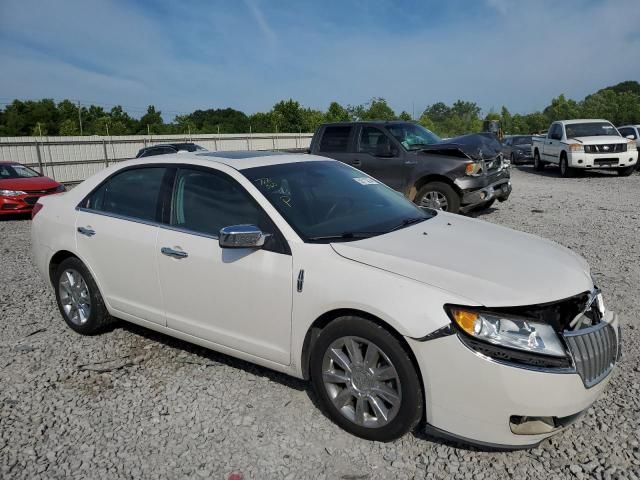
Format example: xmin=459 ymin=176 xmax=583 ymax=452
xmin=451 ymin=308 xmax=479 ymax=335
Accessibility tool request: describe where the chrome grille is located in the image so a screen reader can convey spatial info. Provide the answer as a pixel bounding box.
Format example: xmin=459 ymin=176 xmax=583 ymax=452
xmin=564 ymin=321 xmax=619 ymax=388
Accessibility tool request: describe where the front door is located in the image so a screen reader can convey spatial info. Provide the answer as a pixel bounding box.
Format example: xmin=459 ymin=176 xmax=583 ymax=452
xmin=156 ymin=167 xmax=293 ymax=365
xmin=350 ymin=126 xmax=407 ymax=191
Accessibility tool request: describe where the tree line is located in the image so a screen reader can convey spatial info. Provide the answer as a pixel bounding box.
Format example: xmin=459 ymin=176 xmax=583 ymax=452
xmin=1 ymin=81 xmax=638 ymax=138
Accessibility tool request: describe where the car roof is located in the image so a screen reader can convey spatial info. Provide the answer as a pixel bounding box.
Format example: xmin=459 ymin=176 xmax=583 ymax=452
xmin=125 ymin=151 xmax=328 ymax=170
xmin=618 ymin=124 xmax=640 ymax=128
xmin=320 ymin=120 xmax=415 ymax=127
xmin=559 ymin=119 xmax=611 ymax=125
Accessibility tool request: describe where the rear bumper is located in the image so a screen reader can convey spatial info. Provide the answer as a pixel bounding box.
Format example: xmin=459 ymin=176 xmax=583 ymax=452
xmin=408 ymin=312 xmax=619 ymax=448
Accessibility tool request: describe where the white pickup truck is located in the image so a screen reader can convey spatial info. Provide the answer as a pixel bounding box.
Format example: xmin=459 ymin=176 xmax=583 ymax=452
xmin=532 ymin=119 xmax=638 ymax=177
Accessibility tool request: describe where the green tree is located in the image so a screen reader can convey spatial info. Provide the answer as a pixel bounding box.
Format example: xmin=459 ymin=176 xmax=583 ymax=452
xmin=398 ymin=111 xmax=412 ymax=121
xmin=324 ymin=102 xmax=350 ymax=123
xmin=139 ymin=105 xmax=164 ymax=134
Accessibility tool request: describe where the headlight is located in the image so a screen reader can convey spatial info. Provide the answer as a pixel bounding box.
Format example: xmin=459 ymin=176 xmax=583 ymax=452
xmin=628 ymin=140 xmax=637 ymax=151
xmin=569 ymin=144 xmax=584 ymax=152
xmin=465 ymin=162 xmax=483 ymax=176
xmin=0 ymin=189 xmax=26 ymax=197
xmin=447 ymin=306 xmax=566 ymax=357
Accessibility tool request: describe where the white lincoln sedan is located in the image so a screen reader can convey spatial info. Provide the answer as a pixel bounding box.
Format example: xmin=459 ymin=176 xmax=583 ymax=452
xmin=31 ymin=151 xmax=620 ymax=448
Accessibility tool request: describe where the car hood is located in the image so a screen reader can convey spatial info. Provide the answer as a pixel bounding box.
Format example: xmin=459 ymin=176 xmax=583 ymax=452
xmin=568 ymin=135 xmax=627 ymax=145
xmin=331 ymin=212 xmax=592 ymax=307
xmin=0 ymin=176 xmax=60 ymax=191
xmin=420 ymin=133 xmax=503 ymax=161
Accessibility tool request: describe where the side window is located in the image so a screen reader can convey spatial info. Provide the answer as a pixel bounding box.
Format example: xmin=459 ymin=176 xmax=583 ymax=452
xmin=550 ymin=124 xmax=562 ymax=140
xmin=504 ymin=138 xmax=511 ymax=146
xmin=319 ymin=126 xmax=352 ymax=152
xmin=171 ymin=168 xmax=270 ymax=237
xmin=84 ymin=167 xmax=166 ymax=222
xmin=358 ymin=127 xmax=391 ymax=155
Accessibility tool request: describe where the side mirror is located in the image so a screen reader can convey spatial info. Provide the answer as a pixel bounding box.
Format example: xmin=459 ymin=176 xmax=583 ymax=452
xmin=219 ymin=225 xmax=269 ymax=249
xmin=626 ymin=134 xmax=636 ymax=140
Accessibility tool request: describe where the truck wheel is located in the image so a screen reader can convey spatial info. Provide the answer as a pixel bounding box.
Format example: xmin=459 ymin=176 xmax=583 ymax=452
xmin=559 ymin=156 xmax=574 ymax=178
xmin=310 ymin=316 xmax=424 ymax=442
xmin=534 ymin=151 xmax=544 ymax=171
xmin=415 ymin=182 xmax=460 ymax=213
xmin=617 ymin=165 xmax=635 ymax=176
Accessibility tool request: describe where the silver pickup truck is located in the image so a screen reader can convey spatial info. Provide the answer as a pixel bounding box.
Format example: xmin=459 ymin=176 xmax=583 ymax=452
xmin=531 ymin=119 xmax=638 ymax=177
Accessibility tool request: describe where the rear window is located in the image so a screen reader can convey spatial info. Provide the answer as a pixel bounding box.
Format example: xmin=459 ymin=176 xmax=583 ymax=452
xmin=319 ymin=126 xmax=352 ymax=152
xmin=84 ymin=167 xmax=167 ymax=222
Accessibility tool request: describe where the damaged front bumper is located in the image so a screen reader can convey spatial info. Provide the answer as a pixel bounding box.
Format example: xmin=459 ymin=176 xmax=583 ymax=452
xmin=458 ymin=178 xmax=512 ymax=212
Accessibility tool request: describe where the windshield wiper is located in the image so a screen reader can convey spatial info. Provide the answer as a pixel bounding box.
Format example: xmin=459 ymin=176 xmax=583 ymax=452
xmin=307 ymin=232 xmax=382 ymax=243
xmin=387 ymin=217 xmax=428 ymax=233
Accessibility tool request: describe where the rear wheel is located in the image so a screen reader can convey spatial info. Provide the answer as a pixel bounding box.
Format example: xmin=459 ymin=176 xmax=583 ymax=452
xmin=54 ymin=257 xmax=113 ymax=335
xmin=618 ymin=165 xmax=635 ymax=176
xmin=534 ymin=151 xmax=544 ymax=171
xmin=310 ymin=316 xmax=424 ymax=442
xmin=415 ymin=182 xmax=460 ymax=213
xmin=559 ymin=155 xmax=574 ymax=178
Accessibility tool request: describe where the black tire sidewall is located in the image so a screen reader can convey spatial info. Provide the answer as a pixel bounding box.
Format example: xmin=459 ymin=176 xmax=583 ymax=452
xmin=310 ymin=316 xmax=424 ymax=442
xmin=416 ymin=182 xmax=461 ymax=214
xmin=54 ymin=257 xmax=110 ymax=335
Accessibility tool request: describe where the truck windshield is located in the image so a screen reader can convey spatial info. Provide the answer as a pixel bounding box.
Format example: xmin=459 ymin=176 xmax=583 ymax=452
xmin=565 ymin=123 xmax=619 ymax=138
xmin=386 ymin=124 xmax=441 ymax=151
xmin=242 ymin=160 xmax=434 ymax=243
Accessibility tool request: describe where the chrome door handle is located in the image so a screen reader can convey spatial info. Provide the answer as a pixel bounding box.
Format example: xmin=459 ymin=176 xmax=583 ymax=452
xmin=77 ymin=226 xmax=96 ymax=237
xmin=351 ymin=159 xmax=362 ymax=166
xmin=161 ymin=247 xmax=188 ymax=259
xmin=404 ymin=160 xmax=417 ymax=165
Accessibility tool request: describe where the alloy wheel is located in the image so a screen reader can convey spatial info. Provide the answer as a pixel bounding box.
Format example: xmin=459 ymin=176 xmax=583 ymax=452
xmin=321 ymin=336 xmax=402 ymax=428
xmin=420 ymin=191 xmax=449 ymax=211
xmin=58 ymin=269 xmax=92 ymax=325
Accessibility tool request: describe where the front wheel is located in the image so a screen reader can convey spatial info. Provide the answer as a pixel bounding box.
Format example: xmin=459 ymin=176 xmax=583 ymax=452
xmin=310 ymin=317 xmax=424 ymax=442
xmin=559 ymin=156 xmax=574 ymax=178
xmin=54 ymin=257 xmax=113 ymax=335
xmin=415 ymin=182 xmax=460 ymax=213
xmin=618 ymin=165 xmax=635 ymax=176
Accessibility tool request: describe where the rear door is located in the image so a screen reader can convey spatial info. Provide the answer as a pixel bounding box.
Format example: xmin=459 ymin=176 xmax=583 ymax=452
xmin=75 ymin=166 xmax=170 ymax=325
xmin=545 ymin=123 xmax=562 ymax=163
xmin=350 ymin=126 xmax=407 ymax=191
xmin=314 ymin=125 xmax=354 ymax=165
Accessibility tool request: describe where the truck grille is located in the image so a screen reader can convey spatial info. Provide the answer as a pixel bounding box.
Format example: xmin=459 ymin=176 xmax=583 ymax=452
xmin=564 ymin=321 xmax=619 ymax=388
xmin=585 ymin=144 xmax=626 ymax=153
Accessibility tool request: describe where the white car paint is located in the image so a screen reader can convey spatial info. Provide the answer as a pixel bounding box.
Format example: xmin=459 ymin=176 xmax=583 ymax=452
xmin=31 ymin=153 xmax=620 ymax=447
xmin=532 ymin=119 xmax=638 ymax=170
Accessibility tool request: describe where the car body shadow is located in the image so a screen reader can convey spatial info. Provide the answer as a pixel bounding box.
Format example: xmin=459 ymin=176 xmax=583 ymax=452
xmin=116 ymin=320 xmax=482 ymax=450
xmin=514 ymin=165 xmax=622 ymax=178
xmin=0 ymin=213 xmax=31 ymax=221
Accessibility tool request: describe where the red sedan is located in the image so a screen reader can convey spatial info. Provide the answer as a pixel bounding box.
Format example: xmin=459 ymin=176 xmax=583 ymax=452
xmin=0 ymin=162 xmax=65 ymax=216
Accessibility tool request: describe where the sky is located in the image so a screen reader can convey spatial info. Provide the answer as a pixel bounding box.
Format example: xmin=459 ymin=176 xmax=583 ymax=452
xmin=0 ymin=0 xmax=639 ymax=120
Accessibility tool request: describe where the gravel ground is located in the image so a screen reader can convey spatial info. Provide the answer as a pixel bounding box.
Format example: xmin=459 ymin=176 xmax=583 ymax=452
xmin=1 ymin=166 xmax=639 ymax=480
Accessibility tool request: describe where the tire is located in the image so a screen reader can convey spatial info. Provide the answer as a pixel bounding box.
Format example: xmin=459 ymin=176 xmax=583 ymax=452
xmin=618 ymin=165 xmax=635 ymax=176
xmin=559 ymin=155 xmax=573 ymax=178
xmin=510 ymin=153 xmax=517 ymax=166
xmin=533 ymin=151 xmax=544 ymax=171
xmin=310 ymin=316 xmax=424 ymax=442
xmin=415 ymin=182 xmax=461 ymax=213
xmin=54 ymin=257 xmax=113 ymax=335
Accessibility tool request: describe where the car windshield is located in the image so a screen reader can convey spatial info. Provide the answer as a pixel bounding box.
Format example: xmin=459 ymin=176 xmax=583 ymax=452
xmin=565 ymin=122 xmax=619 ymax=138
xmin=242 ymin=161 xmax=434 ymax=242
xmin=386 ymin=124 xmax=441 ymax=151
xmin=0 ymin=164 xmax=41 ymax=179
xmin=513 ymin=136 xmax=532 ymax=145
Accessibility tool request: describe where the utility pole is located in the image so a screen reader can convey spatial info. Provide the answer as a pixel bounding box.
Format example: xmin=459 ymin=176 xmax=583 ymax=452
xmin=412 ymin=102 xmax=415 ymax=121
xmin=147 ymin=124 xmax=151 ymax=136
xmin=77 ymin=101 xmax=83 ymax=135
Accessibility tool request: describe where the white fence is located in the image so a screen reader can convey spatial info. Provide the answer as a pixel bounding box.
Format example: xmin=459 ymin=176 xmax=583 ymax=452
xmin=0 ymin=133 xmax=313 ymax=184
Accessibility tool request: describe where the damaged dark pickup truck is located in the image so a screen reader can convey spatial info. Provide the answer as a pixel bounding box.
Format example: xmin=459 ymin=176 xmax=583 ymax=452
xmin=308 ymin=121 xmax=511 ymax=213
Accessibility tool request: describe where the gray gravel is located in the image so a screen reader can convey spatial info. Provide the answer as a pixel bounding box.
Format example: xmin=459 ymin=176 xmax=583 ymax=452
xmin=1 ymin=166 xmax=639 ymax=480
